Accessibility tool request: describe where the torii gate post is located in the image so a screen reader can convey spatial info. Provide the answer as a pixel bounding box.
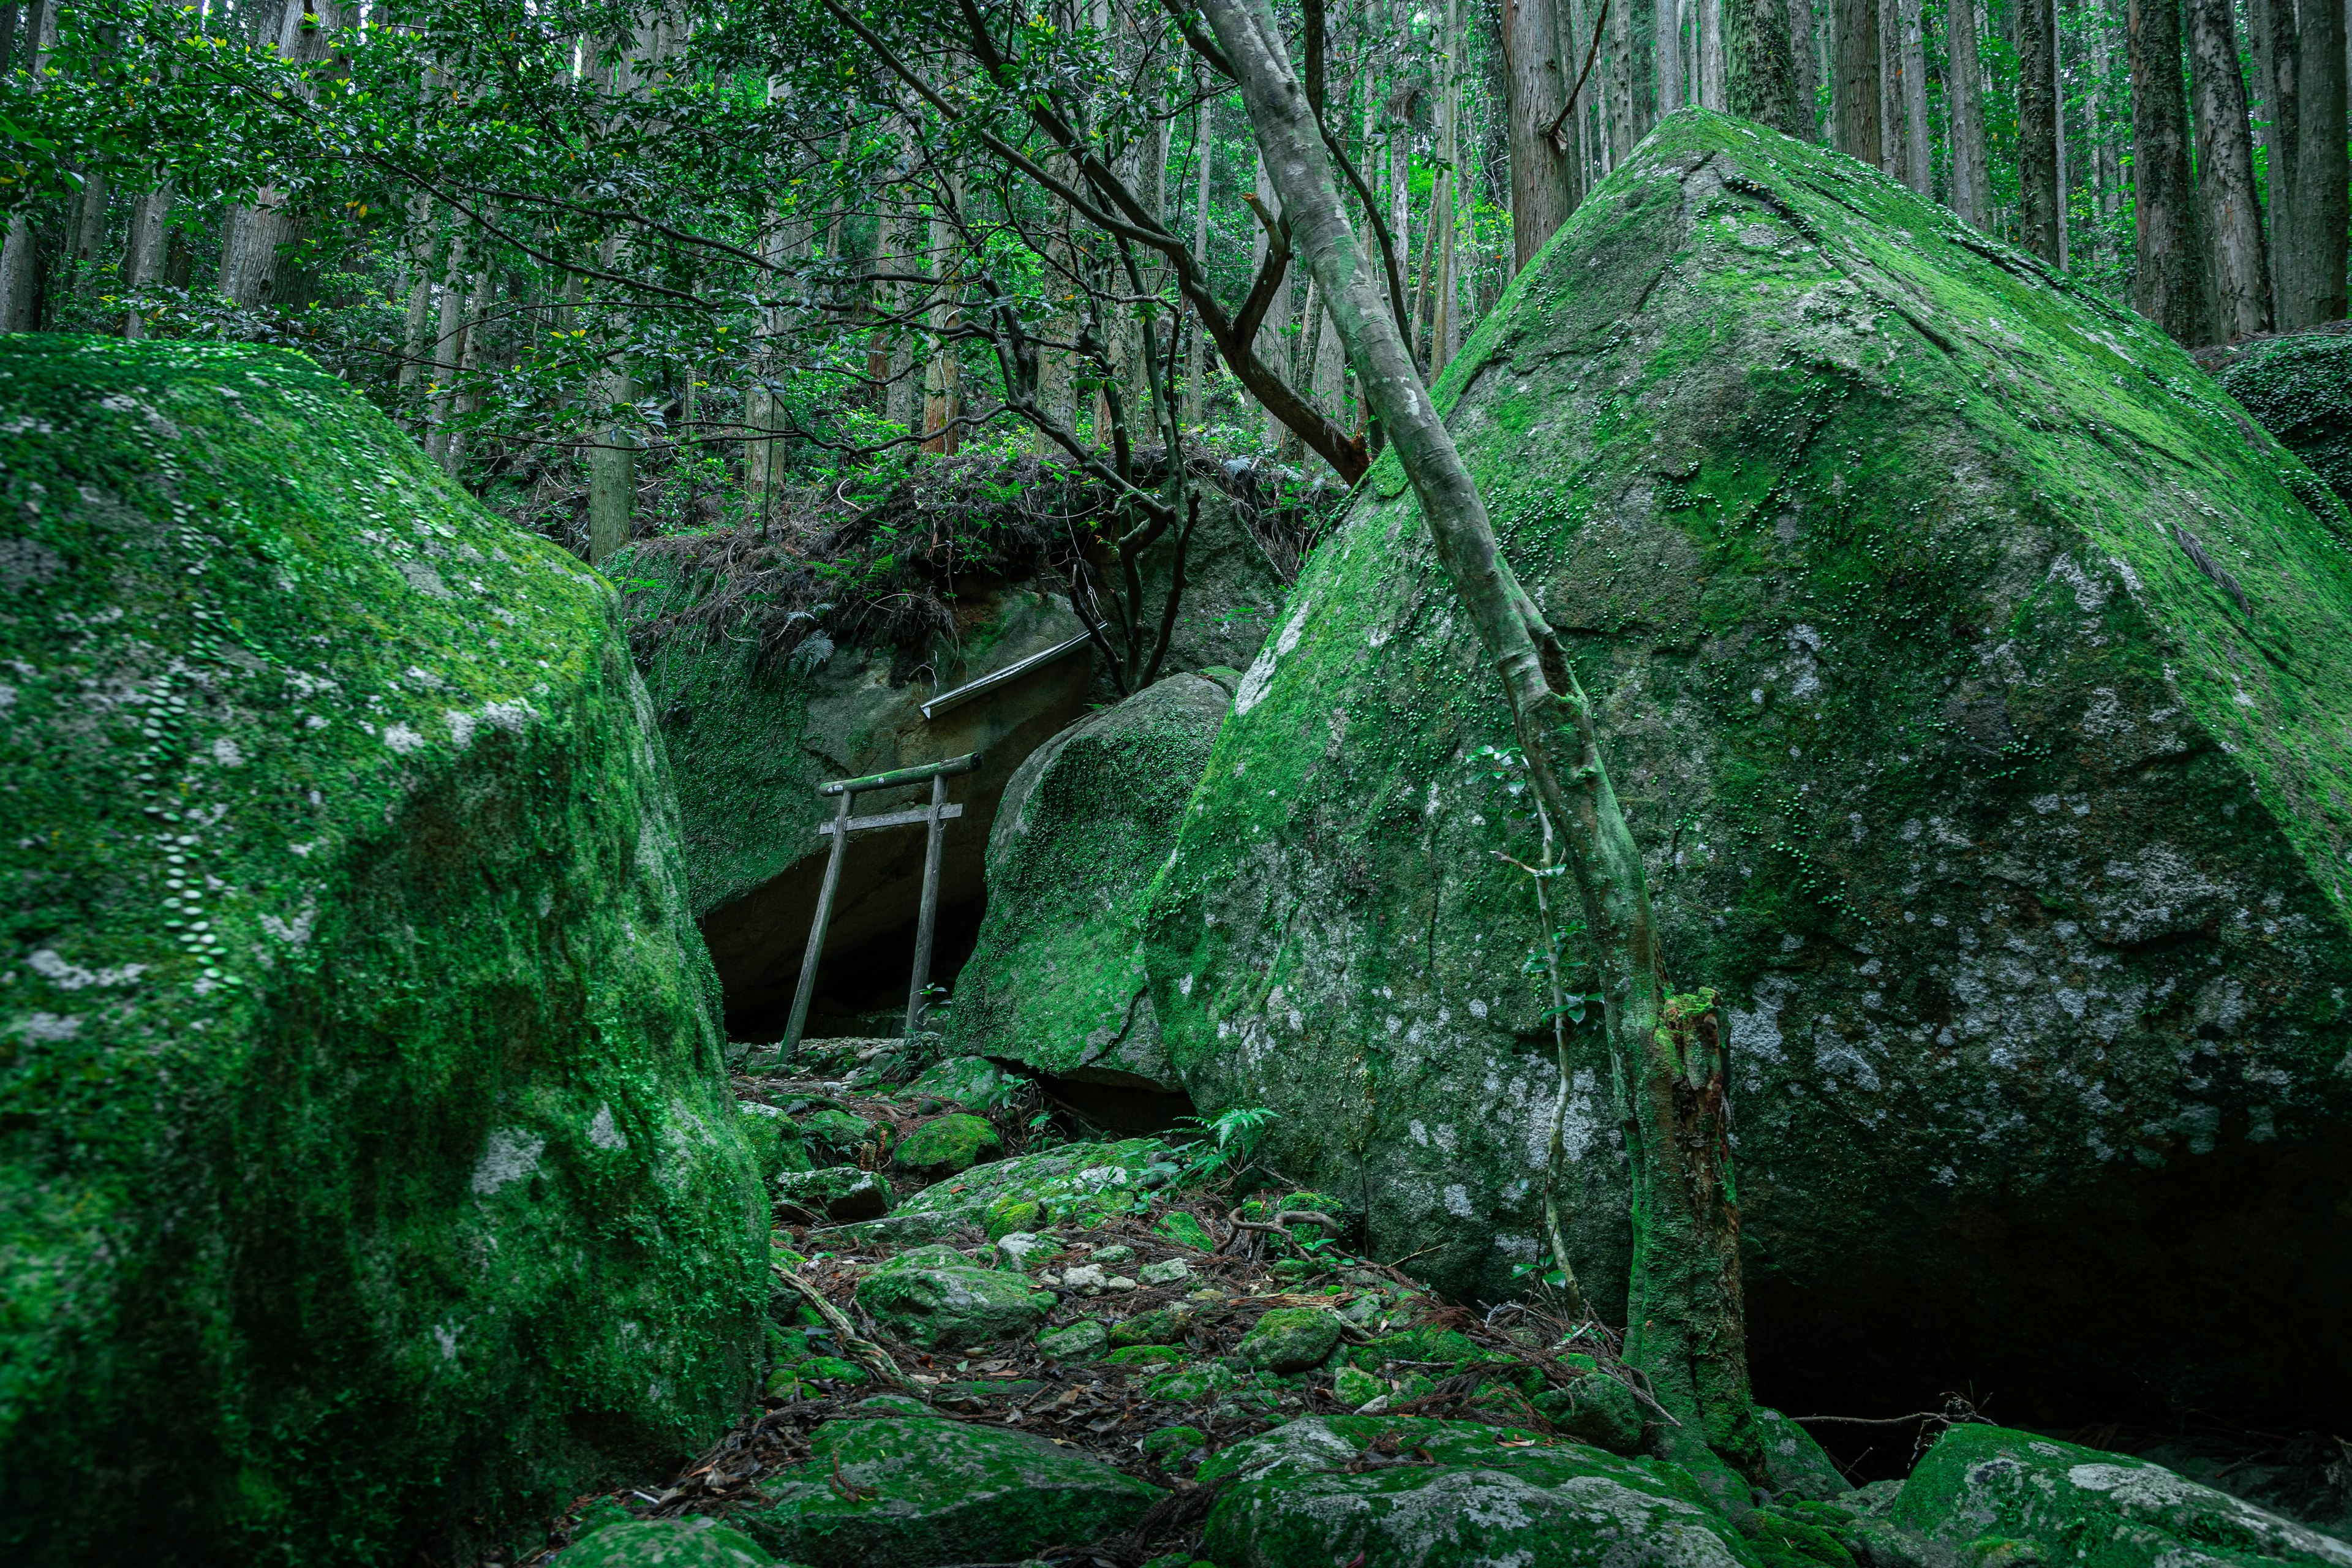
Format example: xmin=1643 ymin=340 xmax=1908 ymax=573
xmin=781 ymin=751 xmax=981 ymax=1058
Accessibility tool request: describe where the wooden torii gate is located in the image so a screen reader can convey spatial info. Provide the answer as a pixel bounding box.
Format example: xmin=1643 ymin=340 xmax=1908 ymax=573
xmin=781 ymin=750 xmax=981 ymax=1056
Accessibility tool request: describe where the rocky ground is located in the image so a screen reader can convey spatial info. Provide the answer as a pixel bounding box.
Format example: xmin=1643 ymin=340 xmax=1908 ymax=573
xmin=496 ymin=1039 xmax=2352 ymax=1568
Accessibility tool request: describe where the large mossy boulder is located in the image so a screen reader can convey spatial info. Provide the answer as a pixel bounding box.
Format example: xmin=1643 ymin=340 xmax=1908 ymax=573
xmin=0 ymin=339 xmax=767 ymax=1563
xmin=1196 ymin=1415 xmax=1762 ymax=1568
xmin=943 ymin=672 xmax=1232 ymax=1090
xmin=1144 ymin=111 xmax=2352 ymax=1426
xmin=1891 ymin=1425 xmax=2352 ymax=1568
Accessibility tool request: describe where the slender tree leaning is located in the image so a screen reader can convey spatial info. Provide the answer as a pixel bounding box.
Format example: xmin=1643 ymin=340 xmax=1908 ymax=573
xmin=1186 ymin=0 xmax=1767 ymax=1502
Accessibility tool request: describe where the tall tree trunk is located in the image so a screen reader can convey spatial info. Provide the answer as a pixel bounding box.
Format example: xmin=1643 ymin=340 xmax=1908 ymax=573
xmin=120 ymin=181 xmax=172 ymax=339
xmin=0 ymin=0 xmax=56 ymax=331
xmin=1789 ymin=0 xmax=1822 ymax=135
xmin=2253 ymin=0 xmax=2298 ymax=315
xmin=424 ymin=230 xmax=468 ymax=469
xmin=2283 ymin=0 xmax=2349 ymax=324
xmin=221 ymin=0 xmax=341 ymax=311
xmin=1253 ymin=154 xmax=1295 ymax=445
xmin=2188 ymin=0 xmax=2272 ymax=337
xmin=1610 ymin=0 xmax=1638 ymax=156
xmin=1832 ymin=0 xmax=1882 ymax=160
xmin=446 ymin=264 xmax=492 ymax=476
xmin=2093 ymin=0 xmax=2122 ymax=236
xmin=1949 ymin=0 xmax=1993 ymax=222
xmin=1200 ymin=0 xmax=1765 ymax=1508
xmin=2019 ymin=0 xmax=2062 ymax=259
xmin=1188 ymin=100 xmax=1212 ymax=425
xmin=397 ymin=197 xmax=435 ymax=399
xmin=1877 ymin=0 xmax=1902 ymax=168
xmin=1505 ymin=0 xmax=1580 ymax=268
xmin=2129 ymin=0 xmax=2209 ymax=339
xmin=1659 ymin=0 xmax=1688 ymax=110
xmin=1896 ymin=0 xmax=1931 ymax=189
xmin=1728 ymin=0 xmax=1807 ymax=132
xmin=1701 ymin=0 xmax=1728 ymax=104
xmin=924 ymin=200 xmax=962 ymax=456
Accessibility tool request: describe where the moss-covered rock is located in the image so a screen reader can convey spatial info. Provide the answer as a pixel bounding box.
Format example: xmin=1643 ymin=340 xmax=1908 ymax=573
xmin=1144 ymin=110 xmax=2352 ymax=1423
xmin=1111 ymin=1303 xmax=1198 ymax=1346
xmin=1237 ymin=1308 xmax=1341 ymax=1373
xmin=1145 ymin=1360 xmax=1239 ymax=1402
xmin=774 ymin=1165 xmax=890 ymax=1224
xmin=852 ymin=1259 xmax=1054 ymax=1351
xmin=737 ymin=1102 xmax=816 ymax=1183
xmin=738 ymin=1414 xmax=1163 ymax=1568
xmin=1535 ymin=1373 xmax=1647 ymax=1455
xmin=1891 ymin=1425 xmax=2352 ymax=1568
xmin=553 ymin=1517 xmax=779 ymax=1567
xmin=2212 ymin=330 xmax=2352 ymax=508
xmin=1036 ymin=1319 xmax=1110 ymax=1360
xmin=891 ymin=1112 xmax=1001 ymax=1177
xmin=1196 ymin=1415 xmax=1763 ymax=1568
xmin=832 ymin=1137 xmax=1170 ymax=1245
xmin=905 ymin=1054 xmax=1024 ymax=1111
xmin=944 ymin=673 xmax=1232 ymax=1090
xmin=0 ymin=339 xmax=767 ymax=1562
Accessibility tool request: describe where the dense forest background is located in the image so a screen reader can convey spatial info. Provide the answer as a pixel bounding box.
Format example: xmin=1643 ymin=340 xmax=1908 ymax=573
xmin=1 ymin=0 xmax=2343 ymax=563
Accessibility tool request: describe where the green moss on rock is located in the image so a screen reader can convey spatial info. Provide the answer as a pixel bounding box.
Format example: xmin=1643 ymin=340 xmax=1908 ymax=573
xmin=1196 ymin=1415 xmax=1763 ymax=1568
xmin=891 ymin=1112 xmax=1001 ymax=1176
xmin=1891 ymin=1425 xmax=2352 ymax=1568
xmin=0 ymin=339 xmax=767 ymax=1563
xmin=944 ymin=674 xmax=1233 ymax=1090
xmin=832 ymin=1137 xmax=1171 ymax=1246
xmin=552 ymin=1517 xmax=779 ymax=1567
xmin=905 ymin=1055 xmax=1024 ymax=1111
xmin=739 ymin=1414 xmax=1163 ymax=1568
xmin=1237 ymin=1308 xmax=1341 ymax=1373
xmin=1144 ymin=110 xmax=2352 ymax=1422
xmin=852 ymin=1259 xmax=1054 ymax=1351
xmin=2213 ymin=331 xmax=2352 ymax=508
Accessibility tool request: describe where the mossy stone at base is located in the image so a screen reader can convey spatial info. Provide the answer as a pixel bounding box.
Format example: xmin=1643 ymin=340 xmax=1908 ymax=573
xmin=1037 ymin=1320 xmax=1110 ymax=1360
xmin=1196 ymin=1415 xmax=1762 ymax=1568
xmin=1534 ymin=1374 xmax=1646 ymax=1455
xmin=892 ymin=1114 xmax=1002 ymax=1177
xmin=1105 ymin=1344 xmax=1188 ymax=1368
xmin=1757 ymin=1408 xmax=1853 ymax=1501
xmin=739 ymin=1415 xmax=1163 ymax=1568
xmin=1237 ymin=1309 xmax=1341 ymax=1373
xmin=853 ymin=1261 xmax=1055 ymax=1351
xmin=1332 ymin=1365 xmax=1384 ymax=1409
xmin=739 ymin=1103 xmax=816 ymax=1183
xmin=795 ymin=1108 xmax=874 ymax=1155
xmin=0 ymin=339 xmax=767 ymax=1565
xmin=552 ymin=1518 xmax=780 ymax=1567
xmin=1142 ymin=1426 xmax=1210 ymax=1471
xmin=1890 ymin=1425 xmax=2352 ymax=1568
xmin=1154 ymin=1212 xmax=1217 ymax=1251
xmin=1741 ymin=1507 xmax=1861 ymax=1568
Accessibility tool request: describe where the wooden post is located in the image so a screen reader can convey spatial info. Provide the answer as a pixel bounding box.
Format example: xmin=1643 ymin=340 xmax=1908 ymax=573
xmin=783 ymin=790 xmax=854 ymax=1058
xmin=905 ymin=772 xmax=950 ymax=1036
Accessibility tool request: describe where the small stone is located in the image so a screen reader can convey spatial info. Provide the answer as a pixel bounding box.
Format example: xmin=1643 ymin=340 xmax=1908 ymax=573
xmin=1535 ymin=1373 xmax=1645 ymax=1454
xmin=1140 ymin=1425 xmax=1208 ymax=1472
xmin=1104 ymin=1344 xmax=1187 ymax=1367
xmin=1137 ymin=1257 xmax=1191 ymax=1287
xmin=1059 ymin=1262 xmax=1108 ymax=1292
xmin=1332 ymin=1364 xmax=1383 ymax=1409
xmin=995 ymin=1231 xmax=1063 ymax=1271
xmin=1144 ymin=1361 xmax=1238 ymax=1402
xmin=855 ymin=1393 xmax=931 ymax=1415
xmin=1037 ymin=1319 xmax=1110 ymax=1360
xmin=855 ymin=1261 xmax=1055 ymax=1351
xmin=1090 ymin=1244 xmax=1136 ymax=1265
xmin=1110 ymin=1305 xmax=1197 ymax=1346
xmin=893 ymin=1113 xmax=1003 ymax=1177
xmin=1235 ymin=1306 xmax=1341 ymax=1373
xmin=775 ymin=1165 xmax=890 ymax=1224
xmin=1105 ymin=1275 xmax=1139 ymax=1292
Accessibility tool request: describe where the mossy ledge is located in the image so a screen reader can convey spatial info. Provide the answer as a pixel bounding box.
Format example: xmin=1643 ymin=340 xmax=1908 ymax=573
xmin=0 ymin=337 xmax=766 ymax=1564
